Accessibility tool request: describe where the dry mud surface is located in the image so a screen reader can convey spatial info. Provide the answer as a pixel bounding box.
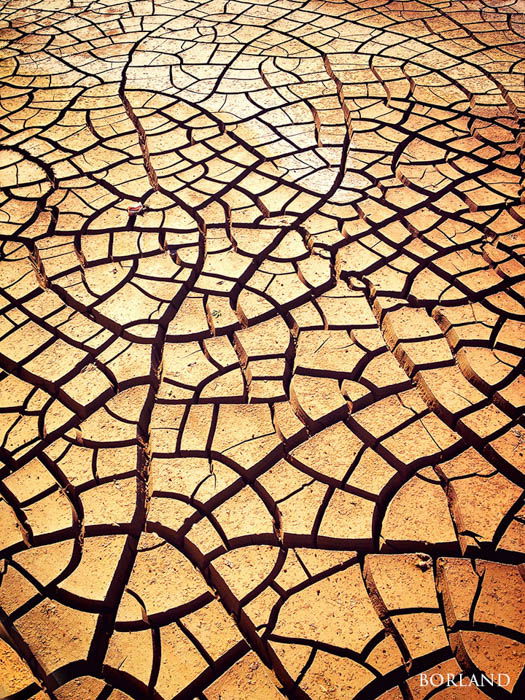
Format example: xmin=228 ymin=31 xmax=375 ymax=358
xmin=0 ymin=0 xmax=524 ymax=697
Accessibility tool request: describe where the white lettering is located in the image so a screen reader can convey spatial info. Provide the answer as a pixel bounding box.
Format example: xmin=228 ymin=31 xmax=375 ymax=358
xmin=444 ymin=673 xmax=510 ymax=688
xmin=429 ymin=674 xmax=443 ymax=687
xmin=498 ymin=674 xmax=511 ymax=687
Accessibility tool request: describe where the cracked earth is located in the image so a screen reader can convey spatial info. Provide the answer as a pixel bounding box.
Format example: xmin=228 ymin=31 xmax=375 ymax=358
xmin=0 ymin=0 xmax=524 ymax=698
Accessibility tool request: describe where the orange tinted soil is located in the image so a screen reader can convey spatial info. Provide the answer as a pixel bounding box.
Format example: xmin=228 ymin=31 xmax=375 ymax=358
xmin=0 ymin=0 xmax=524 ymax=697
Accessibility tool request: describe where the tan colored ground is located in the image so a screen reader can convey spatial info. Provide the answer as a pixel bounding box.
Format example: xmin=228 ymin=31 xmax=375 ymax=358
xmin=0 ymin=0 xmax=524 ymax=697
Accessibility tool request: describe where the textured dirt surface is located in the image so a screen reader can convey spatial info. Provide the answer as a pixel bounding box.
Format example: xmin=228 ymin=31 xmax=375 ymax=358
xmin=0 ymin=0 xmax=524 ymax=698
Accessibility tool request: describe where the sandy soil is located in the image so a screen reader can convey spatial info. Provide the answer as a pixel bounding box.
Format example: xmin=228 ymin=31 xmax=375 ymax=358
xmin=0 ymin=0 xmax=524 ymax=697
